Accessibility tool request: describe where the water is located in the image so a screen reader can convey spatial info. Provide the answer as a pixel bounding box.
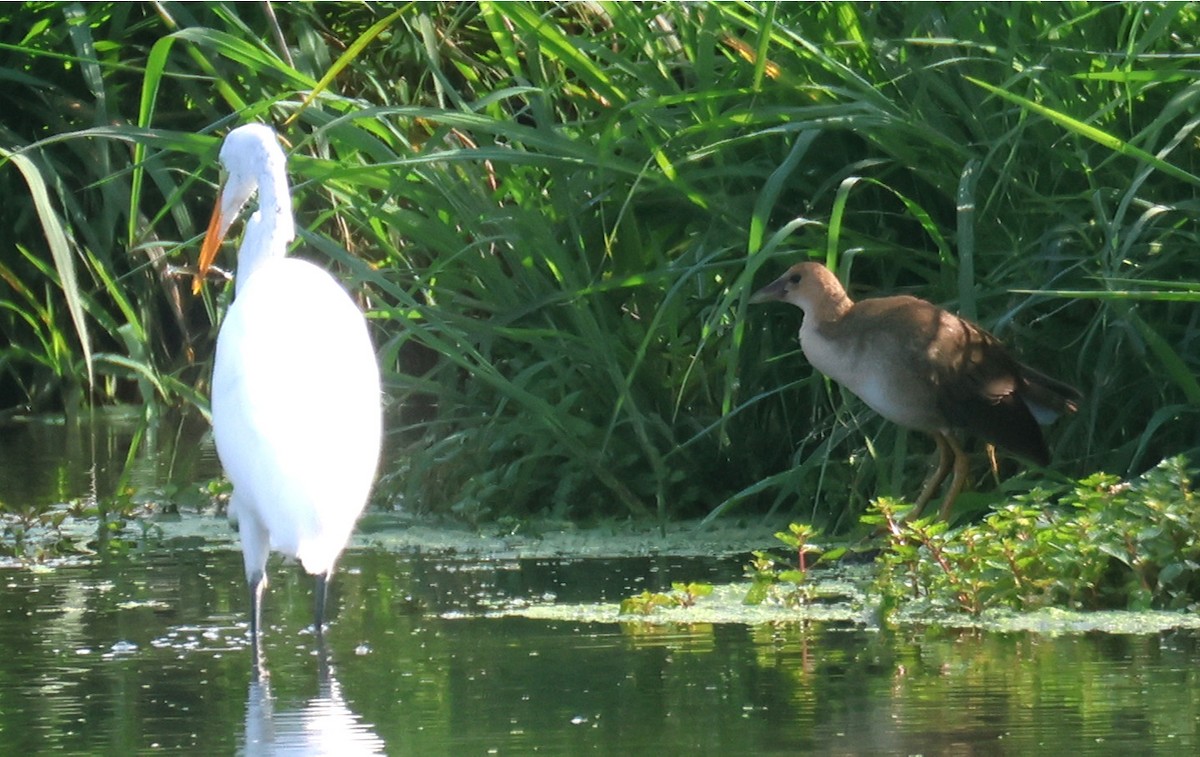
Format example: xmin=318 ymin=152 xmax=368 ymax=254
xmin=2 ymin=415 xmax=1200 ymax=755
xmin=3 ymin=547 xmax=1200 ymax=755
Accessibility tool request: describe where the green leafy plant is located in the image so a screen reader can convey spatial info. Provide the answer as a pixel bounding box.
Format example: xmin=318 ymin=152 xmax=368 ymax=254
xmin=775 ymin=522 xmax=823 ymax=572
xmin=619 ymin=581 xmax=713 ymax=616
xmin=744 ymin=550 xmax=805 ymax=607
xmin=871 ymin=457 xmax=1200 ymax=617
xmin=742 ymin=522 xmax=844 ymax=606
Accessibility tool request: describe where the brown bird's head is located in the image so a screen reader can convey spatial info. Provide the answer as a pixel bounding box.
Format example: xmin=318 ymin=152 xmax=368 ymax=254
xmin=750 ymin=261 xmax=852 ymax=318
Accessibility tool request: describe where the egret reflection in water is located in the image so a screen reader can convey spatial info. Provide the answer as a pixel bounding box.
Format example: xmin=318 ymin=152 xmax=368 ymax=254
xmin=241 ymin=655 xmax=385 ymax=756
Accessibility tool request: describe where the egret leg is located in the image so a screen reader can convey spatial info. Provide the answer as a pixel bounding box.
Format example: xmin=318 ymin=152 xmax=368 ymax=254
xmin=314 ymin=572 xmax=330 ymax=638
xmin=907 ymin=433 xmax=954 ymax=521
xmin=316 ymin=633 xmax=331 ymax=692
xmin=248 ymin=569 xmax=267 ymax=670
xmin=249 ymin=569 xmax=267 ymax=639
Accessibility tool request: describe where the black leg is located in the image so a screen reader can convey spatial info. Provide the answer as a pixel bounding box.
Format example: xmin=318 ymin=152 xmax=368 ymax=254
xmin=248 ymin=570 xmax=267 ymax=672
xmin=249 ymin=570 xmax=267 ymax=639
xmin=314 ymin=571 xmax=330 ymax=638
xmin=316 ymin=632 xmax=331 ymax=690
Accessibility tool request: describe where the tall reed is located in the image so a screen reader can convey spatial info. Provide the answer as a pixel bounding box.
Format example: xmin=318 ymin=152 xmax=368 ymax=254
xmin=1 ymin=3 xmax=1196 ymax=526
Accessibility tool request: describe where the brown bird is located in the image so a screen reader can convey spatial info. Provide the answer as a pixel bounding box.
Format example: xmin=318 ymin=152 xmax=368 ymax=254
xmin=751 ymin=261 xmax=1081 ymax=520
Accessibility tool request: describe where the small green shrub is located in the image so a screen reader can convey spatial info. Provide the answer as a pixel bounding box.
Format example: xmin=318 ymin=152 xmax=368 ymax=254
xmin=619 ymin=581 xmax=713 ymax=616
xmin=741 ymin=522 xmax=850 ymax=606
xmin=870 ymin=456 xmax=1200 ymax=616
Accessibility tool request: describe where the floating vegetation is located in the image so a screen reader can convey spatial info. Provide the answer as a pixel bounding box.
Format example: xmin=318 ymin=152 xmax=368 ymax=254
xmin=504 ymin=578 xmax=871 ymax=627
xmin=619 ymin=582 xmax=714 ymax=616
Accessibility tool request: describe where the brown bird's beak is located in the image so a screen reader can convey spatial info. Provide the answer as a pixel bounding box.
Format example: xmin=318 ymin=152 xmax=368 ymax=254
xmin=192 ymin=190 xmax=227 ymax=295
xmin=749 ymin=275 xmax=788 ymax=304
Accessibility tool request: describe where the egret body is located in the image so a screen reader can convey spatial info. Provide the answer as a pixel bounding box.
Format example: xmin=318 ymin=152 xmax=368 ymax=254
xmin=197 ymin=123 xmax=382 ymax=644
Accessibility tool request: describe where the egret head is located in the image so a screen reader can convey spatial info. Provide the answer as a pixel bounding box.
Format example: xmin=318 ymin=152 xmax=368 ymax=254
xmin=194 ymin=124 xmax=293 ymax=294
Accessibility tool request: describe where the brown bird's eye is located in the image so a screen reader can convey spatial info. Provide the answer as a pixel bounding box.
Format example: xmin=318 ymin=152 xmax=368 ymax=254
xmin=788 ymin=273 xmax=802 ymax=284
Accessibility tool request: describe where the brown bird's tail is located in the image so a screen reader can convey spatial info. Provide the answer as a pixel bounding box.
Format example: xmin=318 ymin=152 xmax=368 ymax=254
xmin=1019 ymin=366 xmax=1082 ymax=425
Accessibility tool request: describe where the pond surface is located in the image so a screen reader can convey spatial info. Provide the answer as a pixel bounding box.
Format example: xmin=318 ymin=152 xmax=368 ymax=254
xmin=2 ymin=415 xmax=1200 ymax=755
xmin=4 ymin=546 xmax=1200 ymax=755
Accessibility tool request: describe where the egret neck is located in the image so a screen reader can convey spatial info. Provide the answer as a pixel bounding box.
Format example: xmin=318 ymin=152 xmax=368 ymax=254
xmin=227 ymin=134 xmax=294 ymax=296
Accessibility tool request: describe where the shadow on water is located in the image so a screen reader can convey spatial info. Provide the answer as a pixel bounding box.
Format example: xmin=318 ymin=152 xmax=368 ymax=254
xmin=3 ymin=417 xmax=1200 ymax=754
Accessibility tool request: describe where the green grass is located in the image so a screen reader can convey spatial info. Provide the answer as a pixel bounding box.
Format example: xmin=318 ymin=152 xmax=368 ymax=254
xmin=0 ymin=2 xmax=1197 ymax=528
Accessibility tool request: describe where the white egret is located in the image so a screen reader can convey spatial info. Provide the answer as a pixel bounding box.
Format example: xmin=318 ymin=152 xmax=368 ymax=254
xmin=195 ymin=123 xmax=382 ymax=646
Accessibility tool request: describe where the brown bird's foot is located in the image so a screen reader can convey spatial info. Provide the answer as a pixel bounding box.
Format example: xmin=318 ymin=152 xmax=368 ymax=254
xmin=937 ymin=434 xmax=971 ymax=521
xmin=986 ymin=443 xmax=1000 ymax=484
xmin=902 ymin=432 xmax=971 ymax=522
xmin=906 ymin=433 xmax=954 ymax=521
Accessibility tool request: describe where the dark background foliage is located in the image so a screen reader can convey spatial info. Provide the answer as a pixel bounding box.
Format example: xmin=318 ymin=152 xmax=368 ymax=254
xmin=2 ymin=2 xmax=1197 ymax=529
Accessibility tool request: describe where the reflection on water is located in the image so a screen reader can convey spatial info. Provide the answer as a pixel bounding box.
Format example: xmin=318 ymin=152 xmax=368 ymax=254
xmin=243 ymin=659 xmax=385 ymax=756
xmin=0 ymin=544 xmax=1199 ymax=755
xmin=0 ymin=408 xmax=218 ymax=511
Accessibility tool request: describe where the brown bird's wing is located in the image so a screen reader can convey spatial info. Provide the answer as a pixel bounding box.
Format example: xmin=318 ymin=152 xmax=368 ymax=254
xmin=929 ymin=315 xmax=1052 ymax=465
xmin=814 ymin=297 xmax=955 ymax=431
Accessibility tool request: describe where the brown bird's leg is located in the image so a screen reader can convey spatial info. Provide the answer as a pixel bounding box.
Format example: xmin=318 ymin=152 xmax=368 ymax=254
xmin=937 ymin=434 xmax=972 ymax=521
xmin=908 ymin=433 xmax=954 ymax=521
xmin=986 ymin=443 xmax=1000 ymax=485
